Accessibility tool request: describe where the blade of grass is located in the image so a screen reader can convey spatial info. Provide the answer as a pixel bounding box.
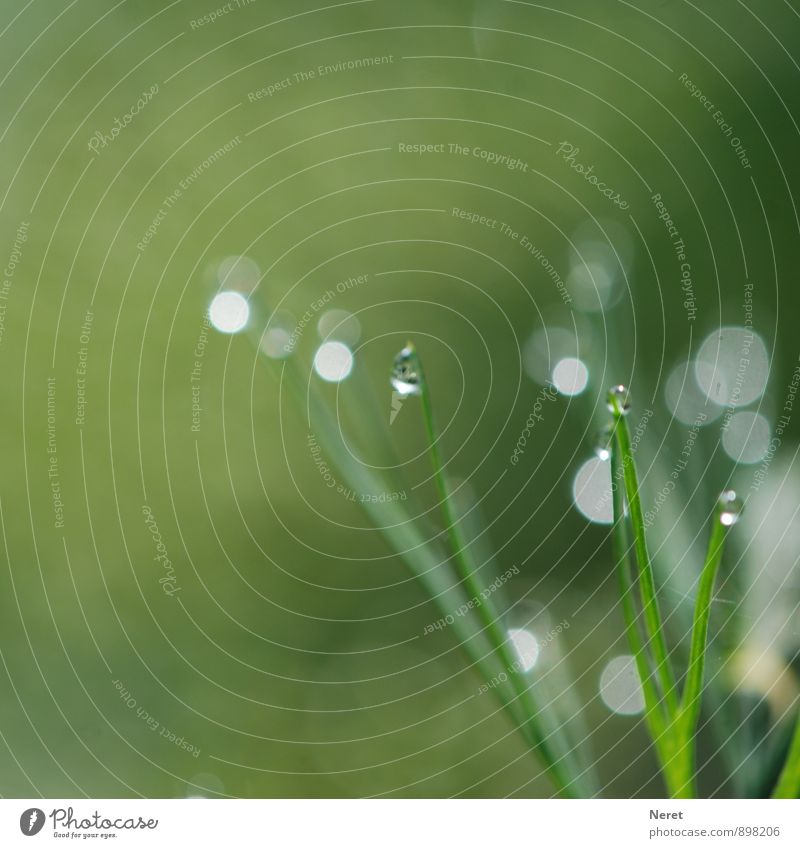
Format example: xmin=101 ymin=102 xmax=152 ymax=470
xmin=269 ymin=341 xmax=592 ymax=796
xmin=772 ymin=711 xmax=800 ymax=798
xmin=679 ymin=494 xmax=735 ymax=737
xmin=608 ymin=389 xmax=679 ymax=716
xmin=446 ymin=481 xmax=602 ymax=784
xmin=609 ymin=428 xmax=666 ymax=738
xmin=607 ymin=389 xmax=698 ymax=797
xmin=409 ymin=342 xmax=593 ymax=797
xmin=610 ymin=426 xmax=697 ymax=797
xmin=643 ymin=449 xmax=753 ymax=797
xmin=661 ymin=491 xmax=739 ymax=798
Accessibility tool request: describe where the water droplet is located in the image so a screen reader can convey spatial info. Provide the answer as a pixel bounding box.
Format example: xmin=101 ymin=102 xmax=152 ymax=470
xmin=600 ymin=654 xmax=644 ymax=715
xmin=572 ymin=457 xmax=613 ymax=524
xmin=722 ymin=411 xmax=771 ymax=465
xmin=209 ymin=291 xmax=249 ymax=334
xmin=694 ymin=327 xmax=769 ymax=408
xmin=390 ymin=345 xmax=422 ymax=396
xmin=317 ymin=309 xmax=361 ymax=346
xmin=261 ymin=327 xmax=292 ymax=359
xmin=185 ymin=772 xmax=226 ymax=798
xmin=508 ymin=628 xmax=540 ymax=672
xmin=566 ymin=219 xmax=634 ymax=314
xmin=599 ymin=655 xmax=645 ymax=716
xmin=522 ymin=326 xmax=578 ymax=384
xmin=216 ymin=255 xmax=261 ymax=290
xmin=566 ymin=258 xmax=617 ymax=313
xmin=719 ymin=490 xmax=744 ymax=526
xmin=664 ymin=360 xmax=722 ymax=426
xmin=552 ymin=356 xmax=589 ymax=396
xmin=313 ymin=341 xmax=354 ymax=382
xmin=593 ymin=423 xmax=614 ymax=461
xmin=606 ymin=384 xmax=631 ymax=415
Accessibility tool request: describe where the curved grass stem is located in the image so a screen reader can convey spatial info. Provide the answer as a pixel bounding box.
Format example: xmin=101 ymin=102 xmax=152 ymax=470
xmin=773 ymin=711 xmax=800 ymax=798
xmin=274 ymin=340 xmax=590 ymax=796
xmin=665 ymin=495 xmax=734 ymax=798
xmin=608 ymin=395 xmax=679 ymax=716
xmin=680 ymin=505 xmax=729 ymax=732
xmin=610 ymin=433 xmax=666 ymax=739
xmin=608 ymin=391 xmax=741 ymax=798
xmin=412 ymin=343 xmax=585 ymax=798
xmin=609 ymin=425 xmax=688 ymax=796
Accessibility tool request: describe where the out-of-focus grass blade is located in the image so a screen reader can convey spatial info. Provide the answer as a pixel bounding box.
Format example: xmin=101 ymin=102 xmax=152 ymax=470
xmin=277 ymin=348 xmax=594 ymax=796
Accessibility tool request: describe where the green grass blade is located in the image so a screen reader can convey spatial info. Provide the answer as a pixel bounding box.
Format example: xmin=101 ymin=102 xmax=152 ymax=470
xmin=402 ymin=342 xmax=594 ymax=797
xmin=679 ymin=493 xmax=736 ymax=735
xmin=609 ymin=430 xmax=666 ymax=736
xmin=773 ymin=711 xmax=800 ymax=798
xmin=608 ymin=388 xmax=679 ymax=716
xmin=273 ymin=346 xmax=591 ymax=796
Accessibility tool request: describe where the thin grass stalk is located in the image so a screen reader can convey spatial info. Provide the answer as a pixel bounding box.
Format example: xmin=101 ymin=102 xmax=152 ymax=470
xmin=411 ymin=344 xmax=588 ymax=797
xmin=271 ymin=343 xmax=590 ymax=796
xmin=608 ymin=391 xmax=679 ymax=716
xmin=773 ymin=711 xmax=800 ymax=798
xmin=610 ymin=432 xmax=666 ymax=738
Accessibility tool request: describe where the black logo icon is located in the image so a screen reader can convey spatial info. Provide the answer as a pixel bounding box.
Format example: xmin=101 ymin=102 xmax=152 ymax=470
xmin=20 ymin=808 xmax=45 ymax=836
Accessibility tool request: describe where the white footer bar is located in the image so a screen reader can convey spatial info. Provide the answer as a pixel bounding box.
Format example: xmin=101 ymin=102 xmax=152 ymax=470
xmin=1 ymin=799 xmax=797 ymax=846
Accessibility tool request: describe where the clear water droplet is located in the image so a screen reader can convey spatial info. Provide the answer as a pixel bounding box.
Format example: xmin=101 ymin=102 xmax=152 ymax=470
xmin=508 ymin=628 xmax=540 ymax=672
xmin=719 ymin=490 xmax=744 ymax=526
xmin=552 ymin=356 xmax=589 ymax=395
xmin=593 ymin=423 xmax=614 ymax=461
xmin=209 ymin=291 xmax=249 ymax=334
xmin=572 ymin=457 xmax=613 ymax=524
xmin=390 ymin=345 xmax=422 ymax=396
xmin=722 ymin=411 xmax=771 ymax=465
xmin=261 ymin=327 xmax=292 ymax=359
xmin=695 ymin=327 xmax=769 ymax=408
xmin=317 ymin=309 xmax=361 ymax=346
xmin=599 ymin=655 xmax=645 ymax=716
xmin=313 ymin=341 xmax=354 ymax=382
xmin=606 ymin=384 xmax=631 ymax=415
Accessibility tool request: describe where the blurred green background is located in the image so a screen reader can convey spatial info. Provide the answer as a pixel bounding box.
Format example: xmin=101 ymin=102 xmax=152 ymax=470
xmin=0 ymin=0 xmax=798 ymax=798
